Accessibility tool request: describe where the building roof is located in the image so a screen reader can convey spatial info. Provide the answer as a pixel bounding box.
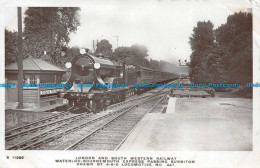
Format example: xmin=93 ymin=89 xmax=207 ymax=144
xmin=5 ymin=57 xmax=66 ymax=72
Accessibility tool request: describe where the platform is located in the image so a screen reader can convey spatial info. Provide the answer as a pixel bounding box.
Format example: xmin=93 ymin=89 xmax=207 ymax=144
xmin=119 ymin=93 xmax=252 ymax=151
xmin=5 ymin=101 xmax=66 ymax=112
xmin=170 ymin=89 xmax=212 ymax=97
xmin=5 ymin=102 xmax=66 ymax=129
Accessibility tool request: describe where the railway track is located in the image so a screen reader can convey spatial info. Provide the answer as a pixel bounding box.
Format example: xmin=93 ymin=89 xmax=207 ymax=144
xmin=5 ymin=88 xmax=163 ymax=137
xmin=5 ymin=90 xmax=169 ymax=149
xmin=23 ymin=94 xmax=163 ymax=150
xmin=6 ymin=79 xmax=181 ymax=150
xmin=6 ymin=89 xmax=168 ymax=150
xmin=65 ymin=96 xmax=165 ymax=150
xmin=5 ymin=111 xmax=71 ymax=136
xmin=5 ymin=112 xmax=92 ymax=149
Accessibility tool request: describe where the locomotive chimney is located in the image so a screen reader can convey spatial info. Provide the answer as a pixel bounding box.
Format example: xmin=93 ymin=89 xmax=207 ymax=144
xmin=93 ymin=40 xmax=95 ymax=53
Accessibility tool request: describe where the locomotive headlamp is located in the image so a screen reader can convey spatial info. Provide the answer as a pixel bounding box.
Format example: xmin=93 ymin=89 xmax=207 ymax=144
xmin=80 ymin=48 xmax=86 ymax=54
xmin=94 ymin=63 xmax=100 ymax=69
xmin=65 ymin=62 xmax=72 ymax=68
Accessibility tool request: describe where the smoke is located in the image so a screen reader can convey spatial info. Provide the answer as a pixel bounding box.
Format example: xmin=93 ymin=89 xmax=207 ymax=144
xmin=159 ymin=60 xmax=189 ymax=75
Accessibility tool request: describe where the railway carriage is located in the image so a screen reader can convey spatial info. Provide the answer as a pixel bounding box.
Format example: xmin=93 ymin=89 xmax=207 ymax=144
xmin=59 ymin=52 xmax=179 ymax=113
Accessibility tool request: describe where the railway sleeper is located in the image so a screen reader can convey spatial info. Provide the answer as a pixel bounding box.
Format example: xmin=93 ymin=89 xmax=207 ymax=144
xmin=55 ymin=133 xmax=63 ymax=140
xmin=33 ymin=123 xmax=39 ymax=127
xmin=32 ymin=141 xmax=44 ymax=149
xmin=92 ymin=135 xmax=124 ymax=140
xmin=32 ymin=136 xmax=39 ymax=142
xmin=8 ymin=145 xmax=18 ymax=150
xmin=20 ymin=131 xmax=29 ymax=137
xmin=16 ymin=128 xmax=23 ymax=132
xmin=24 ymin=125 xmax=31 ymax=130
xmin=29 ymin=129 xmax=38 ymax=134
xmin=40 ymin=126 xmax=47 ymax=130
xmin=72 ymin=127 xmax=79 ymax=132
xmin=49 ymin=129 xmax=55 ymax=134
xmin=6 ymin=135 xmax=17 ymax=141
xmin=55 ymin=126 xmax=62 ymax=131
xmin=99 ymin=130 xmax=128 ymax=134
xmin=65 ymin=130 xmax=72 ymax=135
xmin=40 ymin=132 xmax=48 ymax=138
xmin=80 ymin=124 xmax=87 ymax=128
xmin=63 ymin=123 xmax=69 ymax=127
xmin=45 ymin=137 xmax=55 ymax=144
xmin=20 ymin=142 xmax=29 ymax=149
xmin=103 ymin=128 xmax=133 ymax=132
xmin=5 ymin=113 xmax=63 ymax=135
xmin=84 ymin=140 xmax=119 ymax=145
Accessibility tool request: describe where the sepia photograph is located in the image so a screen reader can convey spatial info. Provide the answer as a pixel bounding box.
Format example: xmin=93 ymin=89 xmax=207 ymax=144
xmin=1 ymin=0 xmax=260 ymax=167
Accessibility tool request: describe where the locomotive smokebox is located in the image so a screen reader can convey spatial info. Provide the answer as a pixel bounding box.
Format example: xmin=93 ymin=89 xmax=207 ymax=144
xmin=69 ymin=53 xmax=124 ymax=87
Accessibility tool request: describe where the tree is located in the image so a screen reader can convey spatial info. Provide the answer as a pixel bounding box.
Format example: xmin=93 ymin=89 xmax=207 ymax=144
xmin=5 ymin=29 xmax=18 ymax=65
xmin=130 ymin=44 xmax=149 ymax=58
xmin=113 ymin=46 xmax=132 ymax=61
xmin=150 ymin=59 xmax=160 ymax=70
xmin=189 ymin=21 xmax=215 ymax=82
xmin=96 ymin=39 xmax=113 ymax=55
xmin=188 ymin=12 xmax=252 ymax=96
xmin=113 ymin=44 xmax=150 ymax=67
xmin=23 ymin=7 xmax=80 ymax=66
xmin=60 ymin=46 xmax=80 ymax=81
xmin=215 ymin=12 xmax=252 ymax=85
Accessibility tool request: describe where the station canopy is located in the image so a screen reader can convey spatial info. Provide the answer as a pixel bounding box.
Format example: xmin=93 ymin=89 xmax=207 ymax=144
xmin=5 ymin=57 xmax=65 ymax=73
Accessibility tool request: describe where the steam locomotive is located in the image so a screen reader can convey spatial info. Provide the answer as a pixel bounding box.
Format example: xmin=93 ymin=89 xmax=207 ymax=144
xmin=59 ymin=50 xmax=179 ymax=113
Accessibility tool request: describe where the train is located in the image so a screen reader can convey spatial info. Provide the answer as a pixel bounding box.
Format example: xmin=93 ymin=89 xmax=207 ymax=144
xmin=58 ymin=50 xmax=179 ymax=113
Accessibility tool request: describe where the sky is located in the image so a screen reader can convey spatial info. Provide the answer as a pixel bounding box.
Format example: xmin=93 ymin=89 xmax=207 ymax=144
xmin=4 ymin=0 xmax=251 ymax=64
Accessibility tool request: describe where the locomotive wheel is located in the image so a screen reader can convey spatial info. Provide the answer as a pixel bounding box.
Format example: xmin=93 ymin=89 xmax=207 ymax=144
xmin=112 ymin=96 xmax=117 ymax=104
xmin=137 ymin=89 xmax=141 ymax=95
xmin=95 ymin=101 xmax=101 ymax=113
xmin=67 ymin=100 xmax=75 ymax=111
xmin=89 ymin=100 xmax=99 ymax=113
xmin=103 ymin=105 xmax=107 ymax=111
xmin=116 ymin=94 xmax=121 ymax=103
xmin=99 ymin=99 xmax=105 ymax=111
xmin=121 ymin=93 xmax=126 ymax=101
xmin=129 ymin=89 xmax=133 ymax=97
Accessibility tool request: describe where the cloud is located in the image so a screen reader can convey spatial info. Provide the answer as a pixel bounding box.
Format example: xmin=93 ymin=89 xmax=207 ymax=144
xmin=4 ymin=1 xmax=249 ymax=64
xmin=69 ymin=1 xmax=236 ymax=64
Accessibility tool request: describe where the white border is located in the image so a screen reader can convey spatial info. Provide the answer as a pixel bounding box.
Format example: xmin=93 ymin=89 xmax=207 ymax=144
xmin=0 ymin=0 xmax=259 ymax=168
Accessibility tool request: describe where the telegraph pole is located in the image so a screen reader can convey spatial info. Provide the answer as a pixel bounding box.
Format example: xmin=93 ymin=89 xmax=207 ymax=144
xmin=17 ymin=7 xmax=23 ymax=109
xmin=113 ymin=35 xmax=119 ymax=48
